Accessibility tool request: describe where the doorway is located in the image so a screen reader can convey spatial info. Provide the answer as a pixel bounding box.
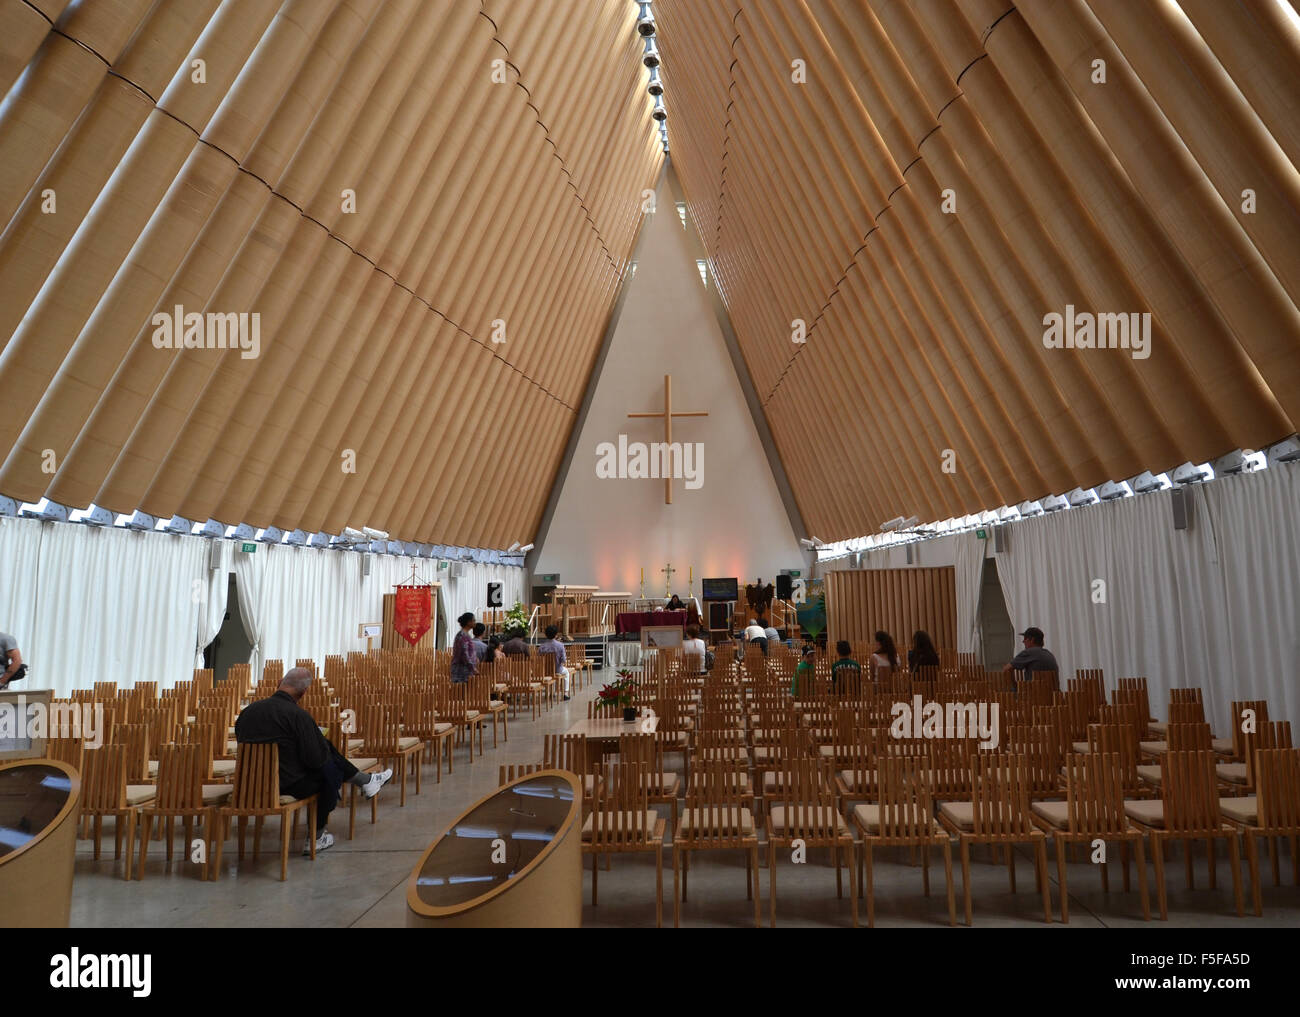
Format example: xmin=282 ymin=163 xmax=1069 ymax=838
xmin=203 ymin=573 xmax=252 ymax=682
xmin=977 ymin=558 xmax=1015 ymax=671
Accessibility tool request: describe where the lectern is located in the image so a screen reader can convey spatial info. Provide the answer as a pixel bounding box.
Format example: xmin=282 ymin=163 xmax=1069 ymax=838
xmin=406 ymin=769 xmax=582 ymax=927
xmin=0 ymin=759 xmax=81 ymax=926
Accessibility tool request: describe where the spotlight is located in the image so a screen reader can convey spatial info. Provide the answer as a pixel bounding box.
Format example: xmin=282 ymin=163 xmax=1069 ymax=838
xmin=643 ymin=38 xmax=660 ymax=67
xmin=636 ymin=2 xmax=655 ymax=36
xmin=647 ymin=67 xmax=663 ymax=96
xmin=652 ymin=94 xmax=666 ymax=121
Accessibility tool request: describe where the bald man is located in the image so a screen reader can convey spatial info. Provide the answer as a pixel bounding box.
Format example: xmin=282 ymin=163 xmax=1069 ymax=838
xmin=235 ymin=667 xmax=391 ymax=856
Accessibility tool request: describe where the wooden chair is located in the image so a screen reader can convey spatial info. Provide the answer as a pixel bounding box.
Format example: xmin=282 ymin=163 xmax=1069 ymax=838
xmin=499 ymin=763 xmax=545 ymax=784
xmin=674 ymin=759 xmax=761 ymax=927
xmin=212 ymin=742 xmax=317 ymax=881
xmin=619 ymin=732 xmax=680 ymax=835
xmin=937 ymin=753 xmax=1052 ymax=925
xmin=853 ymin=753 xmax=954 ymax=927
xmin=361 ymin=705 xmax=423 ymax=806
xmin=584 ymin=760 xmax=665 ymax=926
xmin=441 ymin=684 xmax=487 ymax=761
xmin=1032 ymin=751 xmax=1149 ymax=922
xmin=1223 ymin=747 xmax=1300 ymax=916
xmin=401 ymin=690 xmax=454 ymax=783
xmin=81 ymin=744 xmax=154 ymax=880
xmin=765 ymin=756 xmax=857 ymax=927
xmin=137 ymin=743 xmax=231 ymax=881
xmin=469 ymin=674 xmax=509 ymax=748
xmin=1124 ymin=749 xmax=1244 ymax=920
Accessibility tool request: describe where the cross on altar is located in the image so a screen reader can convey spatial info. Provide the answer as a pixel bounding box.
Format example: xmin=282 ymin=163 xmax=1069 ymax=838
xmin=627 ymin=374 xmax=708 ymax=504
xmin=660 ymin=563 xmax=675 ymax=597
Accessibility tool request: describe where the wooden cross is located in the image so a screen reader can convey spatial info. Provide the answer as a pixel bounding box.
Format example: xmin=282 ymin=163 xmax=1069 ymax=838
xmin=627 ymin=374 xmax=708 ymax=504
xmin=660 ymin=563 xmax=675 ymax=597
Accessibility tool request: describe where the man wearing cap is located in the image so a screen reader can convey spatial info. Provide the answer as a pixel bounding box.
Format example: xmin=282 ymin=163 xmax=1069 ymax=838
xmin=1003 ymin=627 xmax=1059 ymax=687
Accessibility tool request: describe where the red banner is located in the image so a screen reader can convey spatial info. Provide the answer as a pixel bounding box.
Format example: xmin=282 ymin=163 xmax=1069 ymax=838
xmin=393 ymin=585 xmax=432 ymax=646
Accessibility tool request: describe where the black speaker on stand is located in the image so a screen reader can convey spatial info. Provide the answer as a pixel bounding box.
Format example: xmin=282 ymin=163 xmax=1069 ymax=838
xmin=776 ymin=574 xmax=793 ymax=600
xmin=487 ymin=581 xmax=503 ymax=608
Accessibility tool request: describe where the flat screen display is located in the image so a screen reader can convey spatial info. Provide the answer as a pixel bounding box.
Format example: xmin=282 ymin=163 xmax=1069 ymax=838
xmin=701 ymin=577 xmax=738 ymax=601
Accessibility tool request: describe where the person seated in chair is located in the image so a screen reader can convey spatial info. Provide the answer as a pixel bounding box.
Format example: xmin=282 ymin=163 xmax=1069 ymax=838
xmin=666 ymin=594 xmax=685 ymax=611
xmin=536 ymin=624 xmax=571 ymax=701
xmin=0 ymin=631 xmax=25 ymax=689
xmin=831 ymin=640 xmax=861 ymax=693
xmin=1003 ymin=627 xmax=1060 ymax=689
xmin=471 ymin=622 xmax=489 ymax=661
xmin=503 ymin=631 xmax=531 ymax=657
xmin=234 ymin=667 xmax=392 ymax=856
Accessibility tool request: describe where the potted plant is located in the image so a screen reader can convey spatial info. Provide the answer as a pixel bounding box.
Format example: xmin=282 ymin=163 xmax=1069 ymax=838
xmin=595 ymin=670 xmax=640 ymax=722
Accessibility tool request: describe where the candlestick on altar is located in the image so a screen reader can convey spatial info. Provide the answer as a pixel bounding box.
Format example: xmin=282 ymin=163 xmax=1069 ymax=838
xmin=639 ymin=567 xmax=645 ymax=600
xmin=689 ymin=566 xmax=693 ymax=597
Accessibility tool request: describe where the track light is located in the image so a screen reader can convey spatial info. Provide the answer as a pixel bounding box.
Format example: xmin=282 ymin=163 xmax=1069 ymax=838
xmin=647 ymin=66 xmax=663 ymax=96
xmin=652 ymin=94 xmax=666 ymax=121
xmin=518 ymin=543 xmax=534 ymax=552
xmin=636 ymin=2 xmax=655 ymax=36
xmin=643 ymin=37 xmax=660 ymax=67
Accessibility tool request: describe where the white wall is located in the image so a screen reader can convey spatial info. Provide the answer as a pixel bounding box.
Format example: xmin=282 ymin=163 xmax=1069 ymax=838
xmin=534 ymin=178 xmax=806 ymax=595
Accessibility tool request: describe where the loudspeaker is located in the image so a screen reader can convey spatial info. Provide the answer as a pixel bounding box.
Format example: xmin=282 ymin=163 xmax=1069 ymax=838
xmin=1171 ymin=488 xmax=1192 ymax=530
xmin=776 ymin=574 xmax=792 ymax=600
xmin=905 ymin=544 xmax=916 ymax=565
xmin=208 ymin=540 xmax=223 ymax=572
xmin=487 ymin=581 xmax=503 ymax=608
xmin=708 ymin=601 xmax=730 ymax=630
xmin=994 ymin=526 xmax=1009 ymax=554
xmin=360 ymin=555 xmax=372 ymax=578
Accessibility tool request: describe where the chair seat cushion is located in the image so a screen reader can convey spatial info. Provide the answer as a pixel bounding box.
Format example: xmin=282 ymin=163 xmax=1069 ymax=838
xmin=1123 ymin=799 xmax=1165 ymax=827
xmin=493 ymin=683 xmax=508 ymax=691
xmin=1070 ymin=741 xmax=1090 ymax=753
xmin=581 ymin=811 xmax=660 ymax=840
xmin=1139 ymin=740 xmax=1167 ymax=754
xmin=1216 ymin=762 xmax=1248 ymax=784
xmin=279 ymin=794 xmax=300 ymax=806
xmin=397 ymin=736 xmax=421 ymax=751
xmin=767 ymin=805 xmax=851 ymax=836
xmin=125 ymin=785 xmax=156 ymax=807
xmin=464 ymin=710 xmax=481 ymax=721
xmin=642 ymin=773 xmax=681 ymax=796
xmin=348 ymin=757 xmax=379 ymax=771
xmin=212 ymin=759 xmax=236 ymax=778
xmin=853 ymin=803 xmax=941 ymax=836
xmin=1148 ymin=721 xmax=1167 ymax=736
xmin=347 ymin=738 xmax=365 ymax=752
xmin=1219 ymin=796 xmax=1257 ymax=825
xmin=837 ymin=769 xmax=877 ymax=792
xmin=938 ymin=801 xmax=974 ymax=831
xmin=528 ymin=683 xmax=544 ymax=690
xmin=1030 ymin=801 xmax=1070 ymax=829
xmin=678 ymin=807 xmax=755 ymax=836
xmin=433 ymin=722 xmax=453 ymax=735
xmin=1136 ymin=764 xmax=1163 ymax=784
xmin=201 ymin=785 xmax=232 ymax=804
xmin=1211 ymin=738 xmax=1233 ymax=755
xmin=226 ymin=740 xmax=238 ymax=754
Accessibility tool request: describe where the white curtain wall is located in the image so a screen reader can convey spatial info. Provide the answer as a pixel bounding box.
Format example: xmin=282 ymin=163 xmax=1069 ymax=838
xmin=0 ymin=517 xmax=526 ymax=695
xmin=994 ymin=464 xmax=1299 ymax=732
xmin=0 ymin=517 xmax=210 ymax=697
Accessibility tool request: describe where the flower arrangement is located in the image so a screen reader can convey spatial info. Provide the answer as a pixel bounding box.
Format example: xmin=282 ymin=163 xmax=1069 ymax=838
xmin=503 ymin=601 xmax=529 ymax=639
xmin=595 ymin=670 xmax=639 ymax=711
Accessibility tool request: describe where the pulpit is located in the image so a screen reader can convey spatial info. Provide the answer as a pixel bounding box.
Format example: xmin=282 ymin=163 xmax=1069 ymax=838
xmin=550 ymin=585 xmax=599 ymax=639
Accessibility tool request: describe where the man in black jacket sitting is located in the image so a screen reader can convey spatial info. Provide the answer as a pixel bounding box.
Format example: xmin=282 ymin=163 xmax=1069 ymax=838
xmin=235 ymin=667 xmax=391 ymax=856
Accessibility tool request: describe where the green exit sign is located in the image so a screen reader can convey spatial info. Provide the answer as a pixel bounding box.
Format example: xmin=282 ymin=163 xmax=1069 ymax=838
xmin=241 ymin=542 xmax=257 ymax=553
xmin=975 ymin=529 xmax=988 ymax=541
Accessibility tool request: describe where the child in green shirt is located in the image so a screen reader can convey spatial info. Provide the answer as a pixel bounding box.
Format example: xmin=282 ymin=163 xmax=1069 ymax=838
xmin=792 ymin=645 xmax=816 ymax=697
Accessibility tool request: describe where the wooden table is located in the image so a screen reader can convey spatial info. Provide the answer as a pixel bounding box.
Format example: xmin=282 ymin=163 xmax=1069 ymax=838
xmin=566 ymin=715 xmax=659 ymax=739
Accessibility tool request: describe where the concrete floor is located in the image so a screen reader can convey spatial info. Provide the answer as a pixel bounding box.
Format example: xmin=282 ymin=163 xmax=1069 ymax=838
xmin=69 ymin=669 xmax=1300 ymax=928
